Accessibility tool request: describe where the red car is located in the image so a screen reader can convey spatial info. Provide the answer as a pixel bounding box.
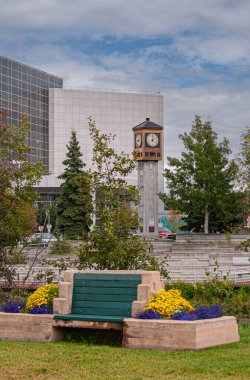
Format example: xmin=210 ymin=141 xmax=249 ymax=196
xmin=158 ymin=227 xmax=175 ymax=239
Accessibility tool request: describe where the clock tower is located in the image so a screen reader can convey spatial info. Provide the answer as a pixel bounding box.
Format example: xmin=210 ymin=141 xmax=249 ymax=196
xmin=132 ymin=118 xmax=163 ymax=235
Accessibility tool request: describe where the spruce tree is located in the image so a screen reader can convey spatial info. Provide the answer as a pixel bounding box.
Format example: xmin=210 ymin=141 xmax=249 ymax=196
xmin=56 ymin=130 xmax=92 ymax=239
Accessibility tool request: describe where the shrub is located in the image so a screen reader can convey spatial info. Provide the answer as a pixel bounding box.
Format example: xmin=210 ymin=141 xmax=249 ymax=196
xmin=26 ymin=284 xmax=58 ymax=311
xmin=165 ymin=280 xmax=195 ymax=300
xmin=144 ymin=289 xmax=194 ymax=318
xmin=235 ymin=238 xmax=250 ymax=252
xmin=2 ymin=300 xmax=26 ymax=313
xmin=194 ymin=278 xmax=235 ymax=305
xmin=49 ymin=240 xmax=76 ymax=255
xmin=224 ymin=289 xmax=250 ymax=318
xmin=164 ymin=279 xmax=250 ymax=318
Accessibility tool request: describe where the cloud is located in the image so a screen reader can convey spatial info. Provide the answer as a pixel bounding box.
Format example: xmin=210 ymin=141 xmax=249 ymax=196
xmin=1 ymin=1 xmax=250 ymax=41
xmin=0 ymin=0 xmax=249 ymax=161
xmin=165 ymin=84 xmax=249 ymax=158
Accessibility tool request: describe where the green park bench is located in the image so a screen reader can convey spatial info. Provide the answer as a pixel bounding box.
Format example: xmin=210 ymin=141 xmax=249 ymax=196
xmin=53 ymin=270 xmax=163 ymax=330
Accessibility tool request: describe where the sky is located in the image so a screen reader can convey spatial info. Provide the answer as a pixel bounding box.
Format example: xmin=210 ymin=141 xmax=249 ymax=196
xmin=0 ymin=0 xmax=249 ymax=159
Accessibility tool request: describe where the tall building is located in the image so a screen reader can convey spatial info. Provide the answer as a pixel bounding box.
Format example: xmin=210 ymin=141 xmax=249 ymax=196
xmin=0 ymin=56 xmax=63 ymax=168
xmin=0 ymin=56 xmax=164 ymax=207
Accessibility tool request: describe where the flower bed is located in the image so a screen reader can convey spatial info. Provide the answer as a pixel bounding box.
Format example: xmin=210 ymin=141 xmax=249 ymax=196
xmin=0 ymin=281 xmax=240 ymax=348
xmin=122 ymin=316 xmax=239 ymax=350
xmin=122 ymin=289 xmax=240 ymax=350
xmin=136 ymin=289 xmax=227 ymax=321
xmin=0 ymin=284 xmax=58 ymax=315
xmin=0 ymin=284 xmax=62 ymax=342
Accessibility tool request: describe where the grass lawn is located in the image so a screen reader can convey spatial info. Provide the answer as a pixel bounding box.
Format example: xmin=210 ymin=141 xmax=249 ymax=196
xmin=0 ymin=324 xmax=249 ymax=380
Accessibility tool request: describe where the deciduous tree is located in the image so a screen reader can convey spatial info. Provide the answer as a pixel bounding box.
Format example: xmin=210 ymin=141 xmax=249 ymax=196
xmin=77 ymin=118 xmax=166 ymax=275
xmin=160 ymin=115 xmax=241 ymax=233
xmin=0 ymin=112 xmax=44 ymax=282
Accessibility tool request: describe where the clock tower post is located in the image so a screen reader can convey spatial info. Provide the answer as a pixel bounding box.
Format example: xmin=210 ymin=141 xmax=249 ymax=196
xmin=132 ymin=118 xmax=163 ymax=235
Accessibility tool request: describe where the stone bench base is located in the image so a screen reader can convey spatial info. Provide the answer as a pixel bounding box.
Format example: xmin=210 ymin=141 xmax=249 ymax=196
xmin=53 ymin=319 xmax=123 ymax=330
xmin=0 ymin=313 xmax=240 ymax=350
xmin=0 ymin=313 xmax=64 ymax=342
xmin=122 ymin=316 xmax=239 ymax=350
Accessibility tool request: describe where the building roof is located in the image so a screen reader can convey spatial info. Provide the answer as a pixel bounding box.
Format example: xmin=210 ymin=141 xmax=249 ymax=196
xmin=132 ymin=118 xmax=163 ymax=131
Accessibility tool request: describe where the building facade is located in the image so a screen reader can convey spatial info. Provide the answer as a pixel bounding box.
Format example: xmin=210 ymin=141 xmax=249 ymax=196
xmin=0 ymin=57 xmax=164 ymax=207
xmin=40 ymin=88 xmax=164 ymax=190
xmin=0 ymin=56 xmax=63 ymax=168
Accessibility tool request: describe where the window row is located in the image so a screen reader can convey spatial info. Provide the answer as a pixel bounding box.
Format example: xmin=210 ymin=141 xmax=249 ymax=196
xmin=2 ymin=112 xmax=48 ymax=125
xmin=0 ymin=74 xmax=61 ymax=89
xmin=0 ymin=82 xmax=51 ymax=96
xmin=0 ymin=59 xmax=62 ymax=85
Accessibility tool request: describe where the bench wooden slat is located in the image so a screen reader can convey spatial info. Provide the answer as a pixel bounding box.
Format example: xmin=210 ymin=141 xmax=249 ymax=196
xmin=72 ymin=300 xmax=132 ymax=309
xmin=71 ymin=307 xmax=132 ymax=316
xmin=74 ymin=273 xmax=141 ymax=281
xmin=72 ymin=294 xmax=135 ymax=302
xmin=73 ymin=287 xmax=137 ymax=296
xmin=54 ymin=314 xmax=125 ymax=322
xmin=74 ymin=279 xmax=141 ymax=288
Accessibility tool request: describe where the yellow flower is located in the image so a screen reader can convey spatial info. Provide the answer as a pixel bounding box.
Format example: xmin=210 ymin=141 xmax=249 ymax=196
xmin=26 ymin=284 xmax=58 ymax=310
xmin=145 ymin=289 xmax=194 ymax=317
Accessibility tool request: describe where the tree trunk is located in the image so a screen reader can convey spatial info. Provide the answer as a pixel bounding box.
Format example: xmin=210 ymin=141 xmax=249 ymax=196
xmin=204 ymin=205 xmax=210 ymax=233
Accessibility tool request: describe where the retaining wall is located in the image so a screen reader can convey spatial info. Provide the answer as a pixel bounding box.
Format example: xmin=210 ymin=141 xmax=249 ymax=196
xmin=122 ymin=316 xmax=240 ymax=350
xmin=0 ymin=313 xmax=64 ymax=342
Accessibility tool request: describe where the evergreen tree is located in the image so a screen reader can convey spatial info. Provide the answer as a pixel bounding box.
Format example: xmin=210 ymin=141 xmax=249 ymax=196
xmin=160 ymin=115 xmax=242 ymax=233
xmin=56 ymin=130 xmax=92 ymax=239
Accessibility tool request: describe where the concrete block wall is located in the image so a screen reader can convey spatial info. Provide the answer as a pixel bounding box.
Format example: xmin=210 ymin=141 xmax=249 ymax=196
xmin=122 ymin=316 xmax=239 ymax=350
xmin=0 ymin=313 xmax=64 ymax=342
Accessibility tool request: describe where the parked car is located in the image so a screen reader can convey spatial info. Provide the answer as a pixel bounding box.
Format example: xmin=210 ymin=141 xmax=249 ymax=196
xmin=158 ymin=227 xmax=175 ymax=239
xmin=129 ymin=229 xmax=140 ymax=236
xmin=27 ymin=233 xmax=57 ymax=245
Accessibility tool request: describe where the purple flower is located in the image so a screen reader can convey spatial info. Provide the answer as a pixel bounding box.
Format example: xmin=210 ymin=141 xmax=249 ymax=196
xmin=194 ymin=305 xmax=225 ymax=319
xmin=136 ymin=310 xmax=163 ymax=319
xmin=171 ymin=305 xmax=225 ymax=321
xmin=2 ymin=301 xmax=26 ymax=313
xmin=29 ymin=305 xmax=53 ymax=314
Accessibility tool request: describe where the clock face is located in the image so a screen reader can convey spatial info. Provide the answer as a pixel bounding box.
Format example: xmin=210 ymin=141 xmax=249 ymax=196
xmin=146 ymin=133 xmax=159 ymax=147
xmin=135 ymin=133 xmax=142 ymax=147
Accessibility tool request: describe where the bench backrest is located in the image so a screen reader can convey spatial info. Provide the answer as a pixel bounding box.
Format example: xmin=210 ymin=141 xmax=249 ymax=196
xmin=71 ymin=273 xmax=141 ymax=318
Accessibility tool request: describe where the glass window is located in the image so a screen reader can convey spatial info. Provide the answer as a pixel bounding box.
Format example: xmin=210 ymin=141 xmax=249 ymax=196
xmin=11 ymin=62 xmax=18 ymax=71
xmin=11 ymin=70 xmax=19 ymax=79
xmin=22 ymin=73 xmax=28 ymax=82
xmin=1 ymin=57 xmax=9 ymax=67
xmin=1 ymin=66 xmax=9 ymax=75
xmin=1 ymin=92 xmax=9 ymax=101
xmin=12 ymin=87 xmax=19 ymax=96
xmin=12 ymin=78 xmax=18 ymax=87
xmin=22 ymin=65 xmax=28 ymax=75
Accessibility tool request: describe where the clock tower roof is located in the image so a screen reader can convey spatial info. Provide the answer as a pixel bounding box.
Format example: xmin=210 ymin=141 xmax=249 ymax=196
xmin=132 ymin=118 xmax=163 ymax=131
